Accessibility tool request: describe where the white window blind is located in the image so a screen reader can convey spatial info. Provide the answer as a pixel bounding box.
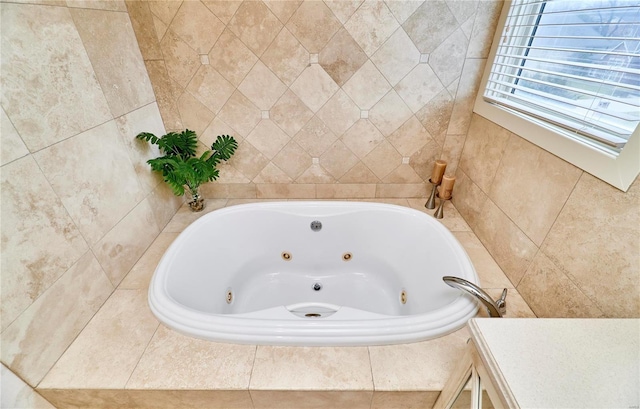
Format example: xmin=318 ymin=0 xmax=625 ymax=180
xmin=484 ymin=0 xmax=640 ymax=153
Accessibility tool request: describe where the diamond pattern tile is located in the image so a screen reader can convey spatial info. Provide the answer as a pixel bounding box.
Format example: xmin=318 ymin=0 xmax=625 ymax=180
xmin=160 ymin=30 xmax=200 ymax=88
xmin=342 ymin=60 xmax=391 ymax=110
xmin=246 ymin=119 xmax=291 ymax=160
xmin=263 ymin=0 xmax=303 ymax=23
xmin=287 ymin=1 xmax=342 ymax=53
xmin=429 ymin=28 xmax=469 ymax=86
xmin=403 ymin=0 xmax=459 ymax=53
xmin=271 ymin=90 xmax=314 ymax=137
xmin=217 ymin=91 xmax=262 ymax=137
xmin=238 ymin=61 xmax=287 ymax=110
xmin=296 ymin=163 xmax=334 ymax=183
xmin=293 ymin=116 xmax=338 ymax=157
xmin=324 ymin=0 xmax=364 ymax=24
xmin=253 ymin=162 xmax=292 ymax=183
xmin=272 ymin=141 xmax=313 ymax=179
xmin=202 ymin=1 xmax=243 ymax=25
xmin=384 ymin=0 xmax=424 ymax=24
xmin=371 ymin=28 xmax=420 ymax=86
xmin=320 ymin=140 xmax=360 ymax=179
xmin=261 ymin=28 xmax=309 ymax=86
xmin=316 ymin=90 xmax=360 ymax=137
xmin=340 ymin=119 xmax=384 ymax=159
xmin=395 ymin=64 xmax=445 ymax=113
xmin=169 ymin=0 xmax=224 ymax=54
xmin=344 ymin=0 xmax=399 ymax=56
xmin=362 ymin=140 xmax=403 ymax=179
xmin=319 ymin=28 xmax=368 ymax=86
xmin=289 ymin=65 xmax=340 ymax=112
xmin=208 ymin=29 xmax=258 ymax=87
xmin=369 ymin=90 xmax=413 ymax=137
xmin=339 ymin=161 xmax=380 ymax=183
xmin=415 ymin=89 xmax=454 ymax=147
xmin=388 ymin=115 xmax=434 ymax=157
xmin=228 ymin=1 xmax=283 ymax=56
xmin=228 ymin=141 xmax=270 ymax=180
xmin=186 ymin=65 xmax=235 ymax=114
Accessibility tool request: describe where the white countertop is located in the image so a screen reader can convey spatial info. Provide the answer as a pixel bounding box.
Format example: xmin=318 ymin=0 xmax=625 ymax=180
xmin=468 ymin=318 xmax=640 ymax=409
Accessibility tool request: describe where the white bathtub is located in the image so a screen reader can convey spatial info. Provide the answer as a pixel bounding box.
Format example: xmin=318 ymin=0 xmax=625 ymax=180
xmin=149 ymin=201 xmax=479 ymax=346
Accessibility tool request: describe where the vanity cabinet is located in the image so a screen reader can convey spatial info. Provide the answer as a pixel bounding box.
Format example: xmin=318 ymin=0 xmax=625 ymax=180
xmin=434 ymin=318 xmax=639 ymax=409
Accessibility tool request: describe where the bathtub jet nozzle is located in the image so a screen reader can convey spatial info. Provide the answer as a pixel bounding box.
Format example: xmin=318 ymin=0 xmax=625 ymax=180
xmin=310 ymin=221 xmax=322 ymax=231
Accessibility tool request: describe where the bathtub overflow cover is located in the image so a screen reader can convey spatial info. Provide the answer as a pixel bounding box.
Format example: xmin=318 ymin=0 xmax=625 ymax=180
xmin=313 ymin=282 xmax=322 ymax=291
xmin=310 ymin=221 xmax=322 ymax=232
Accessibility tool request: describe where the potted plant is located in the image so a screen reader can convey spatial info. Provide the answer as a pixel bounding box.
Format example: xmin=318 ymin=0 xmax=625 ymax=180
xmin=136 ymin=129 xmax=237 ymax=211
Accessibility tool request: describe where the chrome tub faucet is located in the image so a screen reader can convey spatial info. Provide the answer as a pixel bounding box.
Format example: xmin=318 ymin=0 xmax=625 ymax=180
xmin=442 ymin=276 xmax=507 ymax=318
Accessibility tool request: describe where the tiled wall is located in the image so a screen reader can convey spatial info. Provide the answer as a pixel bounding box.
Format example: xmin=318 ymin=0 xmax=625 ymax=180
xmin=127 ymin=0 xmax=503 ymax=199
xmin=454 ymin=114 xmax=640 ymax=318
xmin=0 ymin=0 xmax=182 ymax=387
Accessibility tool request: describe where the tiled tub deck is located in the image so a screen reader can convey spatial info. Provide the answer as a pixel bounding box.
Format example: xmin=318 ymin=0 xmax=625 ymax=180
xmin=37 ymin=199 xmax=535 ymax=409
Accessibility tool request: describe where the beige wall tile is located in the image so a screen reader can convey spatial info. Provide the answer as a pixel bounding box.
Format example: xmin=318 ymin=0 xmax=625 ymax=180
xmin=294 ymin=116 xmax=339 ymax=157
xmin=316 ymin=90 xmax=361 ymax=137
xmin=72 ymin=7 xmax=155 ymax=118
xmin=147 ymin=0 xmax=181 ymax=25
xmin=147 ymin=181 xmax=185 ymax=231
xmin=453 ymin=231 xmax=514 ymax=289
xmin=406 ymin=198 xmax=472 ymax=232
xmin=161 ymin=200 xmax=227 ymax=233
xmin=1 ymin=252 xmax=113 ymax=386
xmin=115 ymin=102 xmax=166 ymax=195
xmin=227 ymin=141 xmax=270 ymax=180
xmin=252 ymin=391 xmax=372 ymax=409
xmin=490 ymin=135 xmax=582 ymax=246
xmin=344 ymin=0 xmax=399 ymax=56
xmin=1 ymin=3 xmax=111 ymax=151
xmin=388 ymin=116 xmax=434 ymax=157
xmin=466 ymin=0 xmax=503 ymax=58
xmin=396 ymin=64 xmax=446 ymax=114
xmin=202 ymin=117 xmax=243 ymax=146
xmin=340 ymin=162 xmax=381 ymax=183
xmin=376 ymin=183 xmax=426 ymax=198
xmin=217 ymin=91 xmax=262 ymax=137
xmin=382 ymin=164 xmax=424 ymax=184
xmin=319 ymin=27 xmax=368 ymax=87
xmin=271 ymin=90 xmax=314 ymax=137
xmin=264 ymin=0 xmax=302 ymax=23
xmin=246 ymin=120 xmax=291 ymax=160
xmin=324 ymin=0 xmax=363 ymax=24
xmin=34 ymin=120 xmax=144 ymax=246
xmin=144 ymin=60 xmax=184 ymax=130
xmin=342 ymin=61 xmax=391 ymax=110
xmin=370 ymin=27 xmax=420 ymax=86
xmin=1 ymin=156 xmax=88 ymax=330
xmin=160 ymin=29 xmax=201 ymax=88
xmin=369 ymin=90 xmax=413 ymax=137
xmin=447 ymin=60 xmax=485 ymax=135
xmin=341 ymin=119 xmax=384 ymax=159
xmin=440 ymin=133 xmax=466 ymax=175
xmin=39 ymin=289 xmax=159 ymax=389
xmin=93 ymin=199 xmax=161 ymax=286
xmin=119 ymin=232 xmax=180 ymax=289
xmin=66 ymin=0 xmax=126 ymax=11
xmin=250 ymin=346 xmax=373 ymax=390
xmin=262 ymin=27 xmax=309 ymax=86
xmin=253 ymin=162 xmax=293 ymax=183
xmin=517 ymin=252 xmax=605 ymax=318
xmin=127 ymin=325 xmax=255 ymax=389
xmin=408 ymin=138 xmax=442 ymax=182
xmin=273 ymin=141 xmax=313 ymax=180
xmin=362 ymin=140 xmax=403 ymax=180
xmin=238 ymin=61 xmax=287 ymax=110
xmin=38 ymin=389 xmax=253 ymax=409
xmin=176 ymin=91 xmax=215 ymax=136
xmin=541 ymin=174 xmax=640 ymax=318
xmin=202 ymin=1 xmax=243 ymax=25
xmin=168 ymin=0 xmax=224 ymax=54
xmin=287 ymin=0 xmax=341 ymax=53
xmin=208 ymin=29 xmax=259 ymax=87
xmin=256 ymin=183 xmax=316 ymax=199
xmin=371 ymin=391 xmax=439 ymax=409
xmin=320 ymin=140 xmax=360 ymax=179
xmin=402 ymin=1 xmax=458 ymax=53
xmin=458 ymin=114 xmax=511 ymax=193
xmin=384 ymin=0 xmax=423 ymax=24
xmin=186 ymin=65 xmax=235 ymax=115
xmin=124 ymin=0 xmax=163 ymax=60
xmin=481 ymin=289 xmax=536 ymax=318
xmin=416 ymin=89 xmax=454 ymax=147
xmin=290 ymin=65 xmax=340 ymax=113
xmin=1 ymin=365 xmax=55 ymax=409
xmin=296 ymin=164 xmax=335 ymax=183
xmin=451 ymin=168 xmax=488 ymax=229
xmin=0 ymin=107 xmax=28 ymax=166
xmin=429 ymin=28 xmax=468 ymax=87
xmin=228 ymin=0 xmax=282 ymax=56
xmin=474 ymin=199 xmax=538 ymax=287
xmin=316 ymin=183 xmax=377 ymax=199
xmin=369 ymin=327 xmax=469 ymax=390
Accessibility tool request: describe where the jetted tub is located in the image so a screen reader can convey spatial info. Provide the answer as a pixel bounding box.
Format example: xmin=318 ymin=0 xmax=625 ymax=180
xmin=149 ymin=201 xmax=480 ymax=346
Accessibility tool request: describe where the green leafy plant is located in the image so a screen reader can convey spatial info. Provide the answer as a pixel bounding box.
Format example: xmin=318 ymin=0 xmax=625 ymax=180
xmin=136 ymin=129 xmax=237 ymax=211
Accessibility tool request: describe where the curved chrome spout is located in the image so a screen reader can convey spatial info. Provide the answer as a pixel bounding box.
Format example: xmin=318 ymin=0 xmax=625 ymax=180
xmin=443 ymin=276 xmax=507 ymax=318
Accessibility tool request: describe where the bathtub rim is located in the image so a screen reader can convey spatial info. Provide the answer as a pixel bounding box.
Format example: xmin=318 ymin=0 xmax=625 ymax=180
xmin=148 ymin=201 xmax=480 ymax=346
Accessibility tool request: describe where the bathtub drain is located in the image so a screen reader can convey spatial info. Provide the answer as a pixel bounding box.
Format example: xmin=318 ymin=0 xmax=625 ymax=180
xmin=312 ymin=282 xmax=322 ymax=291
xmin=305 ymin=313 xmax=322 ymax=318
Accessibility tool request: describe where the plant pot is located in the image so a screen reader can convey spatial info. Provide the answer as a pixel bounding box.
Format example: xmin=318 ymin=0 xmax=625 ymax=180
xmin=187 ymin=191 xmax=205 ymax=212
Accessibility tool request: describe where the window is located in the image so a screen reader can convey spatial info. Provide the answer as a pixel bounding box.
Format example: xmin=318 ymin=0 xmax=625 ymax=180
xmin=475 ymin=0 xmax=640 ymax=191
